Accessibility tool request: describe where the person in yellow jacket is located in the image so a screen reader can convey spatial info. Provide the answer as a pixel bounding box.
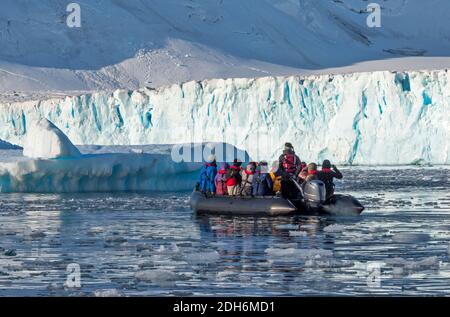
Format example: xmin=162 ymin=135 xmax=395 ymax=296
xmin=269 ymin=162 xmax=282 ymax=194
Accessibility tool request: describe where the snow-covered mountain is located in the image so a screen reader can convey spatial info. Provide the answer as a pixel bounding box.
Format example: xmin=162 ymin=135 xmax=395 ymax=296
xmin=1 ymin=0 xmax=450 ymax=98
xmin=1 ymin=70 xmax=449 ymax=165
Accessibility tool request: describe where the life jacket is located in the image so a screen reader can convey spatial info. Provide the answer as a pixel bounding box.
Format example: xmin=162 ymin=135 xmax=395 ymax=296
xmin=215 ymin=169 xmax=228 ymax=195
xmin=282 ymin=154 xmax=298 ymax=174
xmin=241 ymin=170 xmax=254 ymax=187
xmin=270 ymin=172 xmax=282 ymax=192
xmin=226 ymin=165 xmax=241 ymax=186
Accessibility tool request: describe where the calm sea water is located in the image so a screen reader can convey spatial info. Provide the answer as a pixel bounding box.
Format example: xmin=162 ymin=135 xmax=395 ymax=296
xmin=0 ymin=167 xmax=449 ymax=296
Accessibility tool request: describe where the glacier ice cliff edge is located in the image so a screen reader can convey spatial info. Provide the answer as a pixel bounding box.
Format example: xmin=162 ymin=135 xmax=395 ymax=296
xmin=0 ymin=70 xmax=449 ymax=165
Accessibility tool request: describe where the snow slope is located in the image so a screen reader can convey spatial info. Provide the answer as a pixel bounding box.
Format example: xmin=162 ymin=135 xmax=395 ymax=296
xmin=1 ymin=0 xmax=450 ymax=97
xmin=0 ymin=70 xmax=448 ymax=165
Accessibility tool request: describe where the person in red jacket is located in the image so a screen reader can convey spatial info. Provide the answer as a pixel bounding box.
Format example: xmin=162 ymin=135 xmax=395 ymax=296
xmin=226 ymin=159 xmax=243 ymax=195
xmin=278 ymin=142 xmax=301 ymax=199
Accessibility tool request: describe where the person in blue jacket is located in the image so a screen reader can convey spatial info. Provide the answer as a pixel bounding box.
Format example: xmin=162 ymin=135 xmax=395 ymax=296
xmin=199 ymin=154 xmax=218 ymax=194
xmin=252 ymin=161 xmax=274 ymax=196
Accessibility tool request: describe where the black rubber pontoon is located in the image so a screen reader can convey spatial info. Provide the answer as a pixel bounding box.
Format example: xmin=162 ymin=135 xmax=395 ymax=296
xmin=190 ymin=190 xmax=296 ymax=216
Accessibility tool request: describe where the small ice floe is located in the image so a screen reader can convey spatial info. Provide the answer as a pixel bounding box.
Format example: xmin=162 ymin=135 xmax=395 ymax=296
xmin=135 ymin=269 xmax=178 ymax=286
xmin=93 ymin=289 xmax=122 ymax=297
xmin=275 ymin=224 xmax=298 ymax=230
xmin=47 ymin=282 xmax=64 ymax=291
xmin=385 ymin=256 xmax=440 ymax=272
xmin=130 ymin=148 xmax=144 ymax=154
xmin=265 ymin=248 xmax=332 ymax=260
xmin=391 ymin=233 xmax=430 ymax=243
xmin=216 ymin=270 xmax=236 ymax=281
xmin=88 ymin=227 xmax=106 ymax=236
xmin=323 ymin=224 xmax=346 ymax=233
xmin=289 ymin=231 xmax=307 ymax=237
xmin=304 ymin=258 xmax=353 ymax=269
xmin=184 ymin=251 xmax=220 ymax=265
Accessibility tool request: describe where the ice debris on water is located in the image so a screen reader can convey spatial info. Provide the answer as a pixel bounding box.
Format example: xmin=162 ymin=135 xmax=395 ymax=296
xmin=93 ymin=289 xmax=122 ymax=297
xmin=265 ymin=248 xmax=332 ymax=260
xmin=135 ymin=269 xmax=178 ymax=285
xmin=391 ymin=233 xmax=430 ymax=243
xmin=289 ymin=231 xmax=308 ymax=237
xmin=275 ymin=224 xmax=298 ymax=230
xmin=184 ymin=251 xmax=220 ymax=265
xmin=323 ymin=224 xmax=346 ymax=233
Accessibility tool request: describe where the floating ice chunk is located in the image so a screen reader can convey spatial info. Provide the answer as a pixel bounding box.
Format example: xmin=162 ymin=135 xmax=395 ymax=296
xmin=93 ymin=289 xmax=122 ymax=297
xmin=0 ymin=143 xmax=245 ymax=193
xmin=23 ymin=119 xmax=81 ymax=159
xmin=324 ymin=224 xmax=346 ymax=233
xmin=275 ymin=224 xmax=298 ymax=230
xmin=265 ymin=248 xmax=332 ymax=259
xmin=391 ymin=233 xmax=430 ymax=243
xmin=135 ymin=269 xmax=178 ymax=285
xmin=385 ymin=256 xmax=440 ymax=271
xmin=185 ymin=251 xmax=220 ymax=264
xmin=289 ymin=231 xmax=307 ymax=237
xmin=88 ymin=227 xmax=106 ymax=235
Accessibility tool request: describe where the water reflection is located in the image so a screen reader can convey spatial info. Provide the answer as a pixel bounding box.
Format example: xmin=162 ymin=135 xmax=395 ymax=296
xmin=0 ymin=167 xmax=449 ymax=296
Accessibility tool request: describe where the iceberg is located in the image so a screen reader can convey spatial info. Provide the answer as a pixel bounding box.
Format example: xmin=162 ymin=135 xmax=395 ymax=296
xmin=23 ymin=118 xmax=81 ymax=159
xmin=0 ymin=120 xmax=248 ymax=192
xmin=0 ymin=70 xmax=449 ymax=165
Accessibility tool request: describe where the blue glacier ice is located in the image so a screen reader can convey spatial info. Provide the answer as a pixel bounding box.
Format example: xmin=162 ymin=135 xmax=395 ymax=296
xmin=0 ymin=70 xmax=449 ymax=165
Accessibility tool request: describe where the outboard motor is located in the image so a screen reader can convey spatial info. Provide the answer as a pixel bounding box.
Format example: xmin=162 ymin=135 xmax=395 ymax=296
xmin=303 ymin=180 xmax=327 ymax=209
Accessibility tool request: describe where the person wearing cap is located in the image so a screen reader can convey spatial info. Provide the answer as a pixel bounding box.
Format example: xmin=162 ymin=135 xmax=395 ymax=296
xmin=226 ymin=158 xmax=243 ymax=195
xmin=240 ymin=162 xmax=257 ymax=196
xmin=278 ymin=142 xmax=301 ymax=199
xmin=199 ymin=154 xmax=218 ymax=195
xmin=305 ymin=162 xmax=318 ymax=182
xmin=317 ymin=159 xmax=343 ymax=199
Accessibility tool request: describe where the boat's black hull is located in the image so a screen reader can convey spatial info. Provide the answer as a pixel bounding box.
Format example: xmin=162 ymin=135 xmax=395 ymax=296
xmin=190 ymin=190 xmax=296 ymax=216
xmin=190 ymin=191 xmax=364 ymax=216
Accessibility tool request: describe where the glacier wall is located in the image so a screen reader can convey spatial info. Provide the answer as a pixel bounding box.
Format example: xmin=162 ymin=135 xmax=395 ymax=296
xmin=0 ymin=70 xmax=449 ymax=165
